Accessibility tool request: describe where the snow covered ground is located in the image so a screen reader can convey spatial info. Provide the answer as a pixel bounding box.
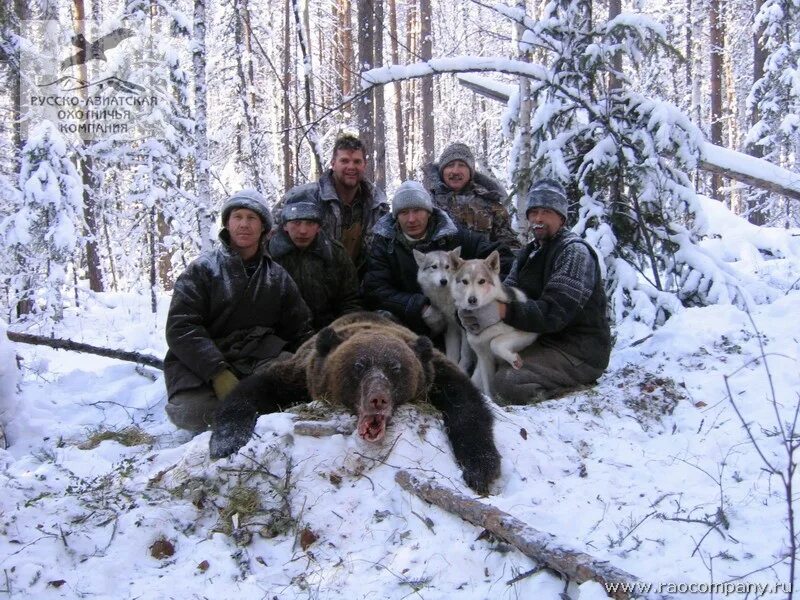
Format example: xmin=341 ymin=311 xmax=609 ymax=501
xmin=2 ymin=220 xmax=800 ymax=599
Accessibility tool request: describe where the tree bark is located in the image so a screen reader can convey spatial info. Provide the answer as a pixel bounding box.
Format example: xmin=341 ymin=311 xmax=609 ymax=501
xmin=709 ymin=0 xmax=725 ymax=198
xmin=357 ymin=0 xmax=376 ymax=180
xmin=282 ymin=0 xmax=294 ymax=188
xmin=372 ymin=0 xmax=386 ymax=187
xmin=72 ymin=0 xmax=104 ymax=293
xmin=608 ymin=0 xmax=622 ymax=91
xmin=395 ymin=470 xmax=661 ymax=600
xmin=193 ymin=0 xmax=214 ymax=252
xmin=746 ymin=0 xmax=768 ymax=225
xmin=419 ymin=0 xmax=434 ymax=166
xmin=7 ymin=331 xmax=164 ymax=370
xmin=388 ymin=0 xmax=407 ymax=180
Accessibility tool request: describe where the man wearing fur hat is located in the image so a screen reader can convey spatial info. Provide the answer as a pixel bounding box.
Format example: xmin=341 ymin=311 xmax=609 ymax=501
xmin=164 ymin=189 xmax=313 ymax=433
xmin=363 ymin=181 xmax=514 ymax=336
xmin=459 ymin=178 xmax=611 ymax=405
xmin=278 ymin=135 xmax=389 ymax=279
xmin=269 ymin=199 xmax=362 ymax=331
xmin=427 ymin=142 xmax=520 ymax=252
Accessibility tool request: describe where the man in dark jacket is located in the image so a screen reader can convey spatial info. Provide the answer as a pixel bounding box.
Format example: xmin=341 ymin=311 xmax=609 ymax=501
xmin=269 ymin=199 xmax=362 ymax=331
xmin=363 ymin=180 xmax=514 ymax=336
xmin=164 ymin=189 xmax=313 ymax=433
xmin=427 ymin=142 xmax=520 ymax=252
xmin=459 ymin=179 xmax=612 ymax=404
xmin=278 ymin=135 xmax=389 ymax=278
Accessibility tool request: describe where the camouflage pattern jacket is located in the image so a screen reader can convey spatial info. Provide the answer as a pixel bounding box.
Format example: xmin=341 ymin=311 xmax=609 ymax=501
xmin=277 ymin=171 xmax=389 ymax=276
xmin=269 ymin=228 xmax=362 ymax=331
xmin=425 ymin=163 xmax=521 ymax=252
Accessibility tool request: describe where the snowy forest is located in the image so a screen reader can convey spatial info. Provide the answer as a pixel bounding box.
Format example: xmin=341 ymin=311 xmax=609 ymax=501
xmin=1 ymin=0 xmax=800 ymax=599
xmin=0 ymin=0 xmax=798 ymax=326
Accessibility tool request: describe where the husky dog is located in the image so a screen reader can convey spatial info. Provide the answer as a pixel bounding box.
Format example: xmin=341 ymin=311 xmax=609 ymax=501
xmin=450 ymin=250 xmax=538 ymax=396
xmin=413 ymin=248 xmax=473 ymax=371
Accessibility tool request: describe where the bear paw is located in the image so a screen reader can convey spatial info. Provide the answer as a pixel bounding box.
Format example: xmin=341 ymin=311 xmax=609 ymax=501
xmin=209 ymin=414 xmax=256 ymax=459
xmin=460 ymin=447 xmax=501 ymax=495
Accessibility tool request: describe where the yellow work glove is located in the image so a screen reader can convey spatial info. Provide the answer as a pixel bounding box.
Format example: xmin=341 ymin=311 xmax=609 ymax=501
xmin=212 ymin=369 xmax=239 ymax=400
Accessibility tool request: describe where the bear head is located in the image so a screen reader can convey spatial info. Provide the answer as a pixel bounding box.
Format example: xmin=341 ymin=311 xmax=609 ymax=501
xmin=308 ymin=327 xmax=434 ymax=442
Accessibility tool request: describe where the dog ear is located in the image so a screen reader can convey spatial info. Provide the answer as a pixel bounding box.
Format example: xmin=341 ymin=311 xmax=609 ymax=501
xmin=448 ymin=248 xmax=464 ymax=271
xmin=413 ymin=249 xmax=426 ymax=268
xmin=316 ymin=327 xmax=344 ymax=357
xmin=485 ymin=250 xmax=501 ymax=274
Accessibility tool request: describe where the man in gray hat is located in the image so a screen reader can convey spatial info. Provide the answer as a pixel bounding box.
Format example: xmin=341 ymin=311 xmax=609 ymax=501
xmin=458 ymin=178 xmax=611 ymax=404
xmin=427 ymin=142 xmax=520 ymax=253
xmin=277 ymin=135 xmax=389 ymax=279
xmin=269 ymin=199 xmax=362 ymax=331
xmin=363 ymin=180 xmax=514 ymax=335
xmin=164 ymin=189 xmax=313 ymax=433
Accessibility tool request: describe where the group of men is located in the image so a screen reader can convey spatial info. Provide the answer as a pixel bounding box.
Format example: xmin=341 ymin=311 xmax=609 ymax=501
xmin=164 ymin=134 xmax=612 ymax=432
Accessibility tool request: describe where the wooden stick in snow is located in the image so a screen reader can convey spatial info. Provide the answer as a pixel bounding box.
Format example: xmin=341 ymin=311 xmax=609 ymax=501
xmin=395 ymin=470 xmax=665 ymax=600
xmin=7 ymin=331 xmax=164 ymax=370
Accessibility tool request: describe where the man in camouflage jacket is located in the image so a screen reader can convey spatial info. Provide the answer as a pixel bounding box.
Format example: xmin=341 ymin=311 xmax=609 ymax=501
xmin=427 ymin=142 xmax=520 ymax=252
xmin=277 ymin=135 xmax=389 ymax=278
xmin=269 ymin=200 xmax=362 ymax=331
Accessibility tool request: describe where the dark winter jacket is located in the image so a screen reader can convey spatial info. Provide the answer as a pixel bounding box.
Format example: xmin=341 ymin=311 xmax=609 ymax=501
xmin=164 ymin=230 xmax=313 ymax=399
xmin=425 ymin=162 xmax=521 ymax=252
xmin=363 ymin=208 xmax=514 ymax=334
xmin=503 ymin=229 xmax=611 ymax=370
xmin=277 ymin=171 xmax=389 ymax=276
xmin=269 ymin=228 xmax=362 ymax=331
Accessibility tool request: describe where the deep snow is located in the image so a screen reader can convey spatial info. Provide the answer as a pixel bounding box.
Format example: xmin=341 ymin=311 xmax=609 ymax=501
xmin=1 ymin=213 xmax=799 ymax=599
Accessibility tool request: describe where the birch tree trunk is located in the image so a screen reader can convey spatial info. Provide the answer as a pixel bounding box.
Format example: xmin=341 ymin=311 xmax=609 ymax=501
xmin=193 ymin=0 xmax=214 ymax=252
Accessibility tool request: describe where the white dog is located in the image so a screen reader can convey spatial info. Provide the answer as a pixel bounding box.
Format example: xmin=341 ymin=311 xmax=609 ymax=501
xmin=449 ymin=250 xmax=537 ymax=397
xmin=413 ymin=247 xmax=473 ymax=372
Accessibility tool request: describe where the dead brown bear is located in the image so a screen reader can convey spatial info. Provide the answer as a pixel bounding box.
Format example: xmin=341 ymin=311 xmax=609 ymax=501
xmin=210 ymin=312 xmax=501 ymax=493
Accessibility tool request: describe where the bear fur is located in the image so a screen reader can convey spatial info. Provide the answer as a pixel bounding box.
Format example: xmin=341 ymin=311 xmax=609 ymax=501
xmin=210 ymin=312 xmax=501 ymax=493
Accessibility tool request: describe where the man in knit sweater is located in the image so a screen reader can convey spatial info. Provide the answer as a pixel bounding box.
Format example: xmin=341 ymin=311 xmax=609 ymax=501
xmin=459 ymin=179 xmax=611 ymax=404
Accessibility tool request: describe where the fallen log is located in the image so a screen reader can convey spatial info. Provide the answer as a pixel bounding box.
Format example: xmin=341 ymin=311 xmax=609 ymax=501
xmin=6 ymin=331 xmax=164 ymax=370
xmin=395 ymin=470 xmax=665 ymax=600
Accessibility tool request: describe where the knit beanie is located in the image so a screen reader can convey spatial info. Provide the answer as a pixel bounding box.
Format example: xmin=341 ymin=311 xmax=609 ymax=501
xmin=391 ymin=181 xmax=433 ymax=217
xmin=525 ymin=178 xmax=568 ymax=221
xmin=281 ymin=201 xmax=322 ymax=223
xmin=438 ymin=143 xmax=475 ymax=179
xmin=221 ymin=189 xmax=273 ymax=230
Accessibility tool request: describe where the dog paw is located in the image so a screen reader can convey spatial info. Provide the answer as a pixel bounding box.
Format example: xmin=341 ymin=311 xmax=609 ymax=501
xmin=511 ymin=355 xmax=523 ymax=370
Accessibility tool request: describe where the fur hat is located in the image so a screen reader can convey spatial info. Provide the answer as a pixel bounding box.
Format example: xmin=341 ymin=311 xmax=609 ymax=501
xmin=392 ymin=181 xmax=433 ymax=217
xmin=221 ymin=189 xmax=273 ymax=230
xmin=525 ymin=178 xmax=568 ymax=221
xmin=281 ymin=201 xmax=322 ymax=223
xmin=438 ymin=143 xmax=475 ymax=179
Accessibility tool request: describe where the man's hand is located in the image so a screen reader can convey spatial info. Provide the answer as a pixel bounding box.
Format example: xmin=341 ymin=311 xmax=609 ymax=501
xmin=458 ymin=302 xmax=502 ymax=334
xmin=212 ymin=369 xmax=239 ymax=400
xmin=422 ymin=304 xmax=446 ymax=335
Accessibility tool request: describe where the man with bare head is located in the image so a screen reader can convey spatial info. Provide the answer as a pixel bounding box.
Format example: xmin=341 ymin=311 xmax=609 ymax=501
xmin=279 ymin=135 xmax=389 ymax=278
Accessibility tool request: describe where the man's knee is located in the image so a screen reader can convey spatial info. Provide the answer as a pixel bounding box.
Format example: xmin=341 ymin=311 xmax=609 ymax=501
xmin=166 ymin=386 xmax=218 ymax=433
